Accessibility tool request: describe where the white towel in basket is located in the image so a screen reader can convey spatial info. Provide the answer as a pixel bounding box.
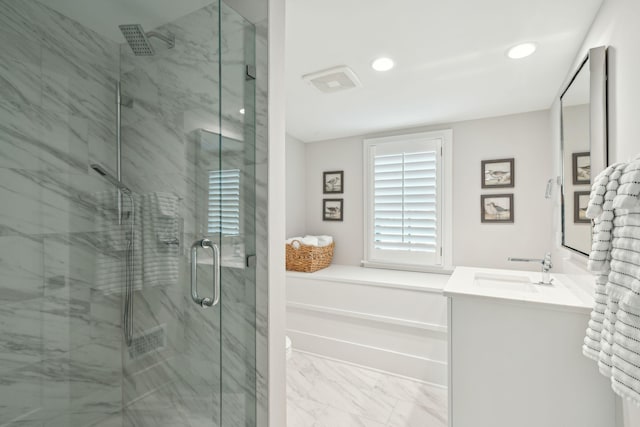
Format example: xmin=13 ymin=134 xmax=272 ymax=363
xmin=286 ymin=235 xmax=333 ymax=248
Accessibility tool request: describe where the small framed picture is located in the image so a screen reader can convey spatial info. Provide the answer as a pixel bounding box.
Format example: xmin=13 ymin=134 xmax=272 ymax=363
xmin=323 ymin=171 xmax=344 ymax=194
xmin=323 ymin=199 xmax=343 ymax=221
xmin=574 ymin=191 xmax=590 ymax=223
xmin=481 ymin=194 xmax=514 ymax=223
xmin=481 ymin=158 xmax=514 ymax=188
xmin=572 ymin=152 xmax=591 ymax=185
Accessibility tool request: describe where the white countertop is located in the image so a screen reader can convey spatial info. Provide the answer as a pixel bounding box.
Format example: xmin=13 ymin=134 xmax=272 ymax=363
xmin=443 ymin=266 xmax=595 ymax=313
xmin=286 ymin=264 xmax=450 ymax=293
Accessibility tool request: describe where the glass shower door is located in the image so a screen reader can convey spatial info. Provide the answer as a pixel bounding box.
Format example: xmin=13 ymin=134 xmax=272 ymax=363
xmin=116 ymin=1 xmax=225 ymax=423
xmin=219 ymin=3 xmax=258 ymax=426
xmin=117 ymin=1 xmax=257 ymax=425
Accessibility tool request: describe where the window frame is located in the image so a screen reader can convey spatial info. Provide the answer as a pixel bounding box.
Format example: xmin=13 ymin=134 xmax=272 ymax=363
xmin=362 ymin=130 xmax=453 ymax=272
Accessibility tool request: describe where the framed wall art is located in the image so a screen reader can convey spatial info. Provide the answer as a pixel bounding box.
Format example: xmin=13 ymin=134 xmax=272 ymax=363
xmin=572 ymin=152 xmax=590 ymax=185
xmin=323 ymin=171 xmax=344 ymax=194
xmin=574 ymin=191 xmax=590 ymax=223
xmin=481 ymin=194 xmax=514 ymax=223
xmin=481 ymin=158 xmax=514 ymax=188
xmin=323 ymin=199 xmax=343 ymax=221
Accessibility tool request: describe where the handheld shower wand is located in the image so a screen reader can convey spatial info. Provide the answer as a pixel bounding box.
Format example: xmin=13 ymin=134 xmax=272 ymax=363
xmin=91 ymin=163 xmax=135 ymax=347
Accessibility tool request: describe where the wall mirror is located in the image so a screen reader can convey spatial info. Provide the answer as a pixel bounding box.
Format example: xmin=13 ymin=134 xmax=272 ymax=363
xmin=560 ymin=46 xmax=608 ymax=255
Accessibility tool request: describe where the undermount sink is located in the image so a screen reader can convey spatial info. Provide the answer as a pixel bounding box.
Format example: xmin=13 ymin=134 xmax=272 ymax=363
xmin=474 ymin=272 xmax=542 ymax=293
xmin=445 ymin=267 xmax=594 ymax=317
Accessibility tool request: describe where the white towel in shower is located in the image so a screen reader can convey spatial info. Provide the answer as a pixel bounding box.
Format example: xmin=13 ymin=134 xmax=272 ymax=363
xmin=94 ymin=191 xmax=143 ymax=294
xmin=141 ymin=192 xmax=180 ymax=288
xmin=94 ymin=190 xmax=124 ymax=294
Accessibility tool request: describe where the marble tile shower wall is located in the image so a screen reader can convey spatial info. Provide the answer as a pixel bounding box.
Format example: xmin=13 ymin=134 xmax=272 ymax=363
xmin=117 ymin=5 xmax=218 ymax=420
xmin=0 ymin=0 xmax=123 ymax=426
xmin=119 ymin=2 xmax=258 ymax=427
xmin=254 ymin=18 xmax=269 ymax=427
xmin=0 ymin=0 xmax=262 ymax=425
xmin=221 ymin=8 xmax=259 ymax=427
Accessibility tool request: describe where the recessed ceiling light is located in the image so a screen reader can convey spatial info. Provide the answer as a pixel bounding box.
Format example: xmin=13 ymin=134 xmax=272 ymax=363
xmin=239 ymin=108 xmax=245 ymax=115
xmin=371 ymin=57 xmax=395 ymax=72
xmin=507 ymin=42 xmax=537 ymax=59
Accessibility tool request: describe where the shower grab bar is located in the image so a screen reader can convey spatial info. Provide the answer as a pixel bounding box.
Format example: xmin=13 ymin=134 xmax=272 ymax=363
xmin=190 ymin=239 xmax=220 ymax=308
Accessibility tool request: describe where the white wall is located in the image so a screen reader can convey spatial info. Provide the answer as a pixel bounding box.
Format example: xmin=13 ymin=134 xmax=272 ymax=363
xmin=285 ymin=133 xmax=307 ymax=237
xmin=304 ymin=136 xmax=364 ymax=265
xmin=551 ymin=0 xmax=640 ymax=424
xmin=266 ymin=0 xmax=287 ymax=425
xmin=591 ymin=0 xmax=640 ymax=163
xmin=286 ymin=267 xmax=449 ymax=385
xmin=300 ymin=110 xmax=554 ymax=269
xmin=451 ymin=111 xmax=553 ymax=269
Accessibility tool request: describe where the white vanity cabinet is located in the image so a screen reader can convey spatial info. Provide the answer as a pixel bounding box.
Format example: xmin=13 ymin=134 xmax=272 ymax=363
xmin=445 ymin=267 xmax=615 ymax=427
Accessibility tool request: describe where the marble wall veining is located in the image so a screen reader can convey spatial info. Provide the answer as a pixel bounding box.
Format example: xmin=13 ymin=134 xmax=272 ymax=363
xmin=254 ymin=17 xmax=270 ymax=427
xmin=0 ymin=0 xmax=265 ymax=426
xmin=0 ymin=0 xmax=122 ymax=425
xmin=117 ymin=7 xmax=216 ymax=421
xmin=119 ymin=2 xmax=259 ymax=426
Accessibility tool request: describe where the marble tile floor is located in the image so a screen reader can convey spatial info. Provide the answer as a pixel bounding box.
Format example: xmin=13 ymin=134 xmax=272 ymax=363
xmin=89 ymin=382 xmax=252 ymax=427
xmin=89 ymin=393 xmax=215 ymax=427
xmin=287 ymin=350 xmax=448 ymax=427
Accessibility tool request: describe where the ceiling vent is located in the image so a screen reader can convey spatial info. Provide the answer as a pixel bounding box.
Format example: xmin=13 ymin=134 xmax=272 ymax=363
xmin=302 ymin=66 xmax=361 ymax=93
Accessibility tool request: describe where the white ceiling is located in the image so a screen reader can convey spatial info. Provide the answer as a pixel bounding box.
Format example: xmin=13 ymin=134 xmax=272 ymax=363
xmin=286 ymin=0 xmax=604 ymax=142
xmin=40 ymin=0 xmax=266 ymax=42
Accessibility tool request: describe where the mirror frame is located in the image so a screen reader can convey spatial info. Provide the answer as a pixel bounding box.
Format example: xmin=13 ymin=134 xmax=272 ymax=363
xmin=560 ymin=46 xmax=608 ymax=255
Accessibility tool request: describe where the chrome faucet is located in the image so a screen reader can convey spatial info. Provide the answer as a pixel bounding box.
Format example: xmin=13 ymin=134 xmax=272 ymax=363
xmin=508 ymin=252 xmax=553 ymax=285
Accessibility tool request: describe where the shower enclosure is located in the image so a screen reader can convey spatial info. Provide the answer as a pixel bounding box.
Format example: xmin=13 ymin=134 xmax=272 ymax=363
xmin=0 ymin=0 xmax=262 ymax=425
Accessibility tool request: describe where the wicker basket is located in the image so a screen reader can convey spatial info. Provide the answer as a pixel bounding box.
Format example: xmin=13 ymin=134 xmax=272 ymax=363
xmin=285 ymin=240 xmax=335 ymax=272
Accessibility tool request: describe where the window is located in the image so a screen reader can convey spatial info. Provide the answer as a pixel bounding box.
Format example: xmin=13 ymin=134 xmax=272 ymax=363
xmin=363 ymin=130 xmax=452 ymax=270
xmin=208 ymin=169 xmax=241 ymax=236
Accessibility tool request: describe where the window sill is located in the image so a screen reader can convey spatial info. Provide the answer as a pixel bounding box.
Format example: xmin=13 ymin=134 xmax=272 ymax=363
xmin=286 ymin=264 xmax=450 ymax=293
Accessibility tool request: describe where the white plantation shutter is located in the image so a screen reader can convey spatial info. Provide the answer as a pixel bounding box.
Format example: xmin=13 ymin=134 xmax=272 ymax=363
xmin=208 ymin=169 xmax=241 ymax=236
xmin=364 ymin=133 xmax=445 ymax=268
xmin=374 ymin=151 xmax=437 ymax=252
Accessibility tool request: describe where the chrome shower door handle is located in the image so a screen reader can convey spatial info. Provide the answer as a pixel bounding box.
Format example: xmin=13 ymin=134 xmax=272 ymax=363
xmin=190 ymin=238 xmax=221 ymax=308
xmin=207 ymin=239 xmax=221 ymax=307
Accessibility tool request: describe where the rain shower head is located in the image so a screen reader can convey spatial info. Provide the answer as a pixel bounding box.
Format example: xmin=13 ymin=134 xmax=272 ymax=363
xmin=91 ymin=163 xmax=131 ymax=195
xmin=119 ymin=24 xmax=175 ymax=56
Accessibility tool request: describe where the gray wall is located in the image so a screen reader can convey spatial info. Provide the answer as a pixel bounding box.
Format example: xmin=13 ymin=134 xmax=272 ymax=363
xmin=291 ymin=109 xmax=553 ymax=270
xmin=285 ymin=133 xmax=308 ymax=237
